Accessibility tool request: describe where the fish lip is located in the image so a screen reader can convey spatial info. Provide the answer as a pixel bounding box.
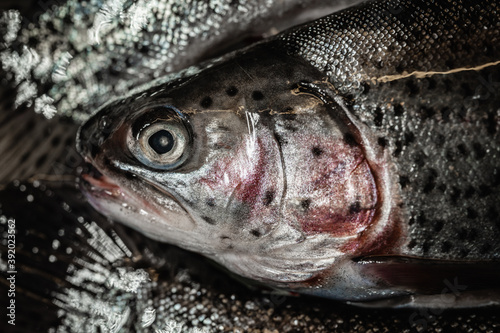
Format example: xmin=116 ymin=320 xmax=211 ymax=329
xmin=79 ymin=162 xmax=124 ymax=205
xmin=79 ymin=161 xmax=178 ymax=221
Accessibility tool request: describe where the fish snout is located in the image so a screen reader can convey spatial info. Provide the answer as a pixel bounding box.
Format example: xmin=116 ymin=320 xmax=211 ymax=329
xmin=76 ymin=113 xmax=114 ymax=160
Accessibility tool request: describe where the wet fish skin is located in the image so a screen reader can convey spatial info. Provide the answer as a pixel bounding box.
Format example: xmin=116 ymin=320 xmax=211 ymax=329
xmin=78 ymin=0 xmax=500 ymax=306
xmin=279 ymin=0 xmax=500 ymax=262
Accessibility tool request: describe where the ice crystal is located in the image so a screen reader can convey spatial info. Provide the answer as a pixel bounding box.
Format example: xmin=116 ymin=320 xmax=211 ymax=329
xmin=1 ymin=10 xmax=21 ymax=46
xmin=34 ymin=94 xmax=57 ymax=119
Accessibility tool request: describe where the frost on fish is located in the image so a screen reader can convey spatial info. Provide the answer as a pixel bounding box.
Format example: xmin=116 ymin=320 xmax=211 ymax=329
xmin=0 ymin=0 xmax=347 ymax=122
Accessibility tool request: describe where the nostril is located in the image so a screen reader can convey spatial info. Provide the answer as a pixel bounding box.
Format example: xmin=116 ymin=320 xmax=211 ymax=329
xmin=77 ymin=115 xmax=105 ymax=158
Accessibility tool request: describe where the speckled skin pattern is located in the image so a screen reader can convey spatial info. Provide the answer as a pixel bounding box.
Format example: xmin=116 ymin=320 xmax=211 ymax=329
xmin=281 ymin=0 xmax=500 ymax=260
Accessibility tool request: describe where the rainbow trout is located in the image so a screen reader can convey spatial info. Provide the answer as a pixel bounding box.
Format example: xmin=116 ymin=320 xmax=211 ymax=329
xmin=77 ymin=0 xmax=500 ymax=307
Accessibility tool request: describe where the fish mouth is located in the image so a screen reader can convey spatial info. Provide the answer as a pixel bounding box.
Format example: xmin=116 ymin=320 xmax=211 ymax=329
xmin=79 ymin=162 xmax=191 ymax=227
xmin=80 ymin=163 xmax=122 ymax=200
xmin=80 ymin=162 xmax=121 ymax=197
xmin=78 ymin=162 xmax=149 ymax=217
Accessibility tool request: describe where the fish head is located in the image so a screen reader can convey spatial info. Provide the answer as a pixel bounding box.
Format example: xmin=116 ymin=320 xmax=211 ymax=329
xmin=77 ymin=45 xmax=403 ymax=285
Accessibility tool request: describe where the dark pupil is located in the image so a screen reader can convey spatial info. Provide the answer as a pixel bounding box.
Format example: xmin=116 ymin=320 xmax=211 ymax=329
xmin=148 ymin=130 xmax=175 ymax=154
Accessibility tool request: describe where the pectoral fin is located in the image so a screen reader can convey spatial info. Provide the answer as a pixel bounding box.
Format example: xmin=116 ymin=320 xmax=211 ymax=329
xmin=352 ymin=255 xmax=500 ymax=308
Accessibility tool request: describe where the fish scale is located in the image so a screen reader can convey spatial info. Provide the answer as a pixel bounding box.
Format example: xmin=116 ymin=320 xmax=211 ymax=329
xmin=280 ymin=0 xmax=500 ymax=260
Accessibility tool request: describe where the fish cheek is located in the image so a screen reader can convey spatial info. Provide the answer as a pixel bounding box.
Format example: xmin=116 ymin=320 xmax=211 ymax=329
xmin=192 ymin=119 xmax=284 ymax=239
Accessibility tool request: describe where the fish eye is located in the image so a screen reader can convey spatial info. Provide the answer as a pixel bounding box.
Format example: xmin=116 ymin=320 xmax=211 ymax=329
xmin=148 ymin=129 xmax=175 ymax=154
xmin=127 ymin=106 xmax=190 ymax=170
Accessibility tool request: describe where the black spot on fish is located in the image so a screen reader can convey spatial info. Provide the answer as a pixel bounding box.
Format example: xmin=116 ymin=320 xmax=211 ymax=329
xmin=425 ymin=77 xmax=437 ymax=90
xmin=457 ymin=143 xmax=468 ymax=156
xmin=422 ymin=168 xmax=437 ymax=193
xmin=441 ymin=241 xmax=452 ymax=253
xmin=460 ymin=82 xmax=474 ymax=97
xmin=301 ymin=199 xmax=311 ymax=211
xmin=395 ymin=62 xmax=405 ymax=74
xmin=206 ymin=198 xmax=216 ymax=207
xmin=434 ymin=220 xmax=444 ymax=232
xmin=263 ymin=190 xmax=274 ymax=206
xmin=468 ymin=228 xmax=478 ymax=241
xmin=422 ymin=241 xmax=431 ymax=254
xmin=478 ymin=184 xmax=492 ymax=197
xmin=467 ymin=207 xmax=478 ymax=219
xmin=377 ymin=137 xmax=387 ymax=148
xmin=311 ymin=146 xmax=323 ymax=157
xmin=445 ymin=149 xmax=455 ymax=162
xmin=252 ymin=91 xmax=264 ymax=101
xmin=480 ymin=243 xmax=492 ymax=255
xmin=343 ymin=132 xmax=357 ymax=147
xmin=349 ymin=201 xmax=361 ymax=214
xmin=226 ymin=86 xmax=238 ymax=96
xmin=374 ymin=108 xmax=383 ymax=126
xmin=486 ymin=207 xmax=500 ymax=229
xmin=434 ymin=134 xmax=445 ymax=148
xmin=464 ymin=186 xmax=475 ymax=199
xmin=393 ymin=104 xmax=404 ymax=116
xmin=484 ymin=112 xmax=497 ymax=135
xmin=417 ymin=212 xmax=426 ymax=226
xmin=405 ymin=80 xmax=419 ymax=96
xmin=419 ymin=106 xmax=435 ymax=120
xmin=472 ymin=142 xmax=486 ymax=160
xmin=449 ymin=186 xmax=461 ymax=205
xmin=250 ymin=229 xmax=261 ymax=237
xmin=407 ymin=239 xmax=417 ymax=249
xmin=403 ymin=132 xmax=415 ymax=146
xmin=409 ymin=216 xmax=415 ymax=226
xmin=399 ymin=175 xmax=409 ymax=189
xmin=440 ymin=107 xmax=451 ymax=122
xmin=202 ymin=216 xmax=216 ymax=225
xmin=200 ymin=96 xmax=213 ymax=108
xmin=443 ymin=78 xmax=453 ymax=93
xmin=458 ymin=228 xmax=468 ymax=241
xmin=124 ymin=172 xmax=136 ymax=180
xmin=493 ymin=168 xmax=500 ymax=187
xmin=393 ymin=140 xmax=402 ymax=157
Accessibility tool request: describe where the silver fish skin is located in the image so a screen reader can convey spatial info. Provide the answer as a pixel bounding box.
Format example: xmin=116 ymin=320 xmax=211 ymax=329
xmin=77 ymin=0 xmax=500 ymax=307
